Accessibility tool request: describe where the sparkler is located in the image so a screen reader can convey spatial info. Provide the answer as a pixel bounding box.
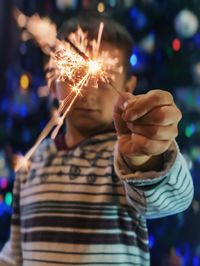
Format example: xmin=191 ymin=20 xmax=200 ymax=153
xmin=14 ymin=11 xmax=124 ymax=172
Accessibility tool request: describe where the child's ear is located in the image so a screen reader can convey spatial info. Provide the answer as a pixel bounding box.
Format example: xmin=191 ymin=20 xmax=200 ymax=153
xmin=125 ymin=75 xmax=137 ymax=94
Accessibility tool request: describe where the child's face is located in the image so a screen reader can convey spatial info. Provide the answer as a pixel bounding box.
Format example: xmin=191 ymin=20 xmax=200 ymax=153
xmin=54 ymin=44 xmax=133 ymax=134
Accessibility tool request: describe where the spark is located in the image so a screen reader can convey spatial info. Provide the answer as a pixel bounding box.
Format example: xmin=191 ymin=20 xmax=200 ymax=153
xmin=88 ymin=60 xmax=101 ymax=74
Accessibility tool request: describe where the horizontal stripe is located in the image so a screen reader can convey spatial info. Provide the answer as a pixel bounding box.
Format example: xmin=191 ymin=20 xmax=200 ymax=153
xmin=20 ymin=190 xmax=125 ymax=199
xmin=23 ymin=258 xmax=142 ymax=265
xmin=21 ymin=194 xmax=127 ymax=207
xmin=20 ymin=213 xmax=132 ymax=222
xmin=21 ymin=216 xmax=138 ymax=231
xmin=21 ymin=182 xmax=124 ymax=195
xmin=23 ymin=248 xmax=149 ymax=260
xmin=21 ymin=203 xmax=125 ymax=212
xmin=22 ymin=231 xmax=149 ymax=251
xmin=20 ymin=200 xmax=128 ymax=209
xmin=21 ymin=181 xmax=123 ymax=193
xmin=20 ymin=209 xmax=137 ymax=221
xmin=36 ymin=162 xmax=113 ymax=169
xmin=30 ymin=171 xmax=113 ymax=179
xmin=34 ymin=152 xmax=114 ymax=162
xmin=22 ymin=242 xmax=150 ymax=257
xmin=21 ymin=227 xmax=138 ymax=237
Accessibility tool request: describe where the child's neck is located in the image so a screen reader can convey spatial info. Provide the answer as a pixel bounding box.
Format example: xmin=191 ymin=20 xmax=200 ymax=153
xmin=64 ymin=122 xmax=115 ymax=149
xmin=64 ymin=125 xmax=86 ymax=149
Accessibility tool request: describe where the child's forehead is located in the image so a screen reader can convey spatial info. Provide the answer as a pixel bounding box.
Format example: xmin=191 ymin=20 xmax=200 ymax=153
xmin=100 ymin=42 xmax=125 ymax=60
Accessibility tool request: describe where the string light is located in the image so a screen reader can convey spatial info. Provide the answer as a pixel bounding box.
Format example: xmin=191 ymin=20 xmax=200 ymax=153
xmin=5 ymin=192 xmax=12 ymax=206
xmin=130 ymin=53 xmax=138 ymax=66
xmin=97 ymin=2 xmax=105 ymax=13
xmin=109 ymin=0 xmax=117 ymax=7
xmin=185 ymin=124 xmax=196 ymax=138
xmin=0 ymin=178 xmax=8 ymax=190
xmin=20 ymin=74 xmax=30 ymax=91
xmin=172 ymin=38 xmax=181 ymax=52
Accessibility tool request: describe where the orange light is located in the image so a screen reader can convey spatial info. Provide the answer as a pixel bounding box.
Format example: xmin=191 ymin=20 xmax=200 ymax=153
xmin=97 ymin=2 xmax=105 ymax=13
xmin=20 ymin=74 xmax=30 ymax=91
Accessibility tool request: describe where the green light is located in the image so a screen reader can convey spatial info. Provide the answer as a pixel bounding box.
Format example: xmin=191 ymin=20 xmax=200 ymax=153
xmin=185 ymin=124 xmax=196 ymax=138
xmin=5 ymin=192 xmax=12 ymax=206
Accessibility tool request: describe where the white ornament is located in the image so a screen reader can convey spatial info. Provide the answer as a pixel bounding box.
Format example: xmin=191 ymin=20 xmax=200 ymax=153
xmin=56 ymin=0 xmax=77 ymax=10
xmin=174 ymin=9 xmax=199 ymax=38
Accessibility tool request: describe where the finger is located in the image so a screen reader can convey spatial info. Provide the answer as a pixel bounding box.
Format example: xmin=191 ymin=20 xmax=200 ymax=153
xmin=123 ymin=90 xmax=174 ymax=121
xmin=126 ymin=123 xmax=178 ymax=140
xmin=131 ymin=105 xmax=182 ymax=126
xmin=118 ymin=134 xmax=172 ymax=156
xmin=113 ymin=92 xmax=134 ymax=135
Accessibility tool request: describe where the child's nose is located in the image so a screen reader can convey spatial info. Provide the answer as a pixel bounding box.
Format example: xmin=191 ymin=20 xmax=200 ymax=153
xmin=81 ymin=85 xmax=99 ymax=103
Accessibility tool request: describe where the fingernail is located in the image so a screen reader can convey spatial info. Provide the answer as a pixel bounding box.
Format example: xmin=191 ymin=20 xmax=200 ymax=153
xmin=123 ymin=101 xmax=128 ymax=109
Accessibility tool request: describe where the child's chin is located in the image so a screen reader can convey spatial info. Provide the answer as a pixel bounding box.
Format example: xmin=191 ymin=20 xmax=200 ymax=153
xmin=68 ymin=116 xmax=106 ymax=132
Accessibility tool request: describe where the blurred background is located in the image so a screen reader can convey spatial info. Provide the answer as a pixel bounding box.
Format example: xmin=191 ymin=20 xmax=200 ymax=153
xmin=0 ymin=0 xmax=200 ymax=265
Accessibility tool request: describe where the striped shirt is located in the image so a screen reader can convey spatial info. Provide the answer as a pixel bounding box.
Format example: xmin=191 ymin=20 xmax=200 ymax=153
xmin=0 ymin=132 xmax=193 ymax=266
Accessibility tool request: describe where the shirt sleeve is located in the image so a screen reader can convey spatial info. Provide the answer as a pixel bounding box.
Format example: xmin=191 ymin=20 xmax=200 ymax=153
xmin=114 ymin=141 xmax=194 ymax=218
xmin=0 ymin=172 xmax=23 ymax=266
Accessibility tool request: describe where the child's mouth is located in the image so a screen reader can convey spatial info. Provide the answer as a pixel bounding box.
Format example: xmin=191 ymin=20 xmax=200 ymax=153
xmin=75 ymin=108 xmax=99 ymax=113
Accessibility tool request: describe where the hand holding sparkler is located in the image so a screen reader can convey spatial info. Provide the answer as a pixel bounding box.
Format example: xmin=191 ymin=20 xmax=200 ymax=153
xmin=113 ymin=87 xmax=182 ymax=168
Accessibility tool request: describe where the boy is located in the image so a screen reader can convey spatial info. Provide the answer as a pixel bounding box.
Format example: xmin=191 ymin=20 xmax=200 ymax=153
xmin=0 ymin=15 xmax=193 ymax=266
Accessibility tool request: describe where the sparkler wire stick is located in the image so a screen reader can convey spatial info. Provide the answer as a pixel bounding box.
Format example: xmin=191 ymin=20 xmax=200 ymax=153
xmin=51 ymin=72 xmax=90 ymax=139
xmin=14 ymin=91 xmax=76 ymax=172
xmin=14 ymin=120 xmax=56 ymax=171
xmin=109 ymin=81 xmax=126 ymax=99
xmin=65 ymin=37 xmax=89 ymax=61
xmin=95 ymin=22 xmax=104 ymax=58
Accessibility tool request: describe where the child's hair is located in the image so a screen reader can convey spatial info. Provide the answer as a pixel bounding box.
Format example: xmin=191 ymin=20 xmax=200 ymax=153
xmin=57 ymin=13 xmax=134 ymax=78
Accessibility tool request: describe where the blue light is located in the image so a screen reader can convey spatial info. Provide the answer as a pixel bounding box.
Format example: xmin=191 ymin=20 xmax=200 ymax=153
xmin=130 ymin=7 xmax=138 ymax=18
xmin=1 ymin=98 xmax=9 ymax=112
xmin=109 ymin=0 xmax=117 ymax=7
xmin=19 ymin=43 xmax=27 ymax=55
xmin=6 ymin=118 xmax=13 ymax=131
xmin=19 ymin=105 xmax=28 ymax=117
xmin=0 ymin=202 xmax=12 ymax=216
xmin=193 ymin=256 xmax=199 ymax=266
xmin=197 ymin=95 xmax=200 ymax=107
xmin=176 ymin=247 xmax=181 ymax=256
xmin=194 ymin=34 xmax=200 ymax=45
xmin=130 ymin=7 xmax=148 ymax=30
xmin=22 ymin=128 xmax=31 ymax=143
xmin=130 ymin=54 xmax=138 ymax=66
xmin=149 ymin=235 xmax=154 ymax=249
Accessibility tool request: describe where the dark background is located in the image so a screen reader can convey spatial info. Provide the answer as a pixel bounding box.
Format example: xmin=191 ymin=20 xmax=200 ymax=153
xmin=0 ymin=0 xmax=200 ymax=265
